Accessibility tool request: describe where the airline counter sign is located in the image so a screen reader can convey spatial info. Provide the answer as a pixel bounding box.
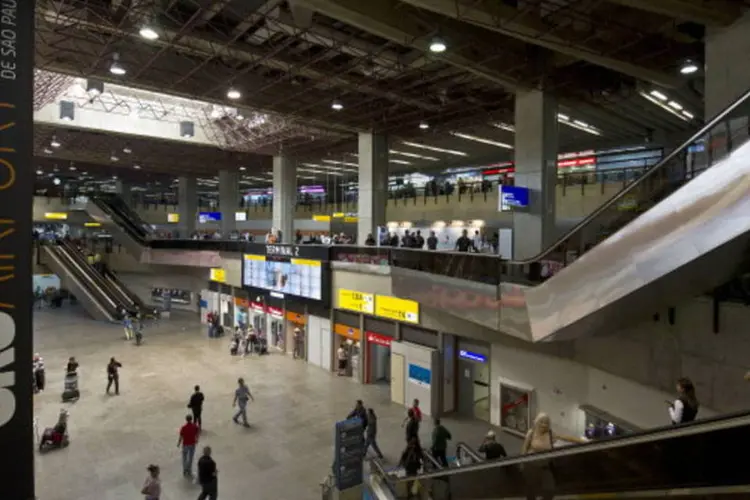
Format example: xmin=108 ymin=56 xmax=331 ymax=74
xmin=0 ymin=0 xmax=36 ymax=498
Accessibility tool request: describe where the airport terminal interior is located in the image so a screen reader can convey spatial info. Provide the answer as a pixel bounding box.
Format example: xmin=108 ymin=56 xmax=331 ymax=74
xmin=7 ymin=1 xmax=750 ymax=499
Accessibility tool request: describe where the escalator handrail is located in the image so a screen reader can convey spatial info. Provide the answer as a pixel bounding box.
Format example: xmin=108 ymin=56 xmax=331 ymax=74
xmin=422 ymin=449 xmax=444 ymax=471
xmin=46 ymin=244 xmax=120 ymax=311
xmin=381 ymin=409 xmax=750 ymax=484
xmin=92 ymin=195 xmax=150 ymax=242
xmin=101 ymin=266 xmax=144 ymax=308
xmin=57 ymin=239 xmax=133 ymax=312
xmin=455 ymin=442 xmax=483 ymax=464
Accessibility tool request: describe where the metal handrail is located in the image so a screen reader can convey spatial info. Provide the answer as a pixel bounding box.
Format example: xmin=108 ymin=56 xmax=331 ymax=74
xmin=455 ymin=441 xmax=483 ymax=465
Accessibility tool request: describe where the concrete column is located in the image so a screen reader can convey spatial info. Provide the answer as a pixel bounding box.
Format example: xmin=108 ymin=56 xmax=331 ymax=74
xmin=114 ymin=180 xmax=133 ymax=206
xmin=513 ymin=90 xmax=558 ymax=260
xmin=357 ymin=132 xmax=388 ymax=245
xmin=272 ymin=155 xmax=296 ymax=243
xmin=705 ymin=13 xmax=750 ymax=118
xmin=219 ymin=170 xmax=238 ymax=235
xmin=178 ymin=176 xmax=197 ymax=238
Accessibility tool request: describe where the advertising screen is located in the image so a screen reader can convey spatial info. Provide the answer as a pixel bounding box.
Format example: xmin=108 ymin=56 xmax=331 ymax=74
xmin=243 ymin=254 xmax=322 ymax=300
xmin=198 ymin=211 xmax=222 ymax=223
xmin=498 ymin=185 xmax=530 ymax=211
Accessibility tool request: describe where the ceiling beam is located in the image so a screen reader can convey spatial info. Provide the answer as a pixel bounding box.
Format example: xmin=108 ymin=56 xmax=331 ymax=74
xmin=194 ymin=0 xmax=233 ymax=26
xmin=604 ymin=0 xmax=742 ymax=27
xmin=293 ymin=0 xmax=528 ymax=94
xmin=398 ymin=0 xmax=683 ymax=88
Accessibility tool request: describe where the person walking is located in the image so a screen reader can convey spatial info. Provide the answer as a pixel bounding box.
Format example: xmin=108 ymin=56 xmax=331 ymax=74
xmin=347 ymin=399 xmax=368 ymax=428
xmin=140 ymin=464 xmax=161 ymax=500
xmin=33 ymin=353 xmax=46 ymax=392
xmin=404 ymin=409 xmax=420 ymax=443
xmin=188 ymin=385 xmax=205 ymax=429
xmin=232 ymin=377 xmax=254 ymax=426
xmin=430 ymin=418 xmax=452 ymax=467
xmin=197 ymin=446 xmax=218 ymax=500
xmin=399 ymin=437 xmax=424 ymax=500
xmin=478 ymin=430 xmax=506 ymax=460
xmin=364 ymin=408 xmax=384 ymax=459
xmin=106 ymin=357 xmax=122 ymax=395
xmin=177 ymin=414 xmax=200 ymax=477
xmin=669 ymin=377 xmax=699 ymax=424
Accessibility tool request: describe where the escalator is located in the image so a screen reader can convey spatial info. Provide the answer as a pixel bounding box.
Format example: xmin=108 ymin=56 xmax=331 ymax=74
xmin=369 ymin=411 xmax=750 ymax=499
xmin=40 ymin=242 xmax=122 ymax=322
xmin=86 ymin=193 xmax=153 ymax=259
xmin=387 ymin=86 xmax=750 ymax=342
xmin=99 ymin=265 xmax=150 ymax=314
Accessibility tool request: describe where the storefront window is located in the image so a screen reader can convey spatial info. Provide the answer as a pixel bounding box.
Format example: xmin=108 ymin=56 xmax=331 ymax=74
xmin=499 ymin=383 xmax=533 ymax=437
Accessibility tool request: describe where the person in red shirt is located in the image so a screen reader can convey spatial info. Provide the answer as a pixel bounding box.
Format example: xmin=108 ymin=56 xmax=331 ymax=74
xmin=402 ymin=399 xmax=423 ymax=427
xmin=177 ymin=414 xmax=200 ymax=477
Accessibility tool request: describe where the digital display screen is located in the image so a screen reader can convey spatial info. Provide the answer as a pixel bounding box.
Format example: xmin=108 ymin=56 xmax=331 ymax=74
xmin=499 ymin=185 xmax=529 ymax=211
xmin=242 ymin=254 xmax=322 ymax=300
xmin=198 ymin=211 xmax=222 ymax=223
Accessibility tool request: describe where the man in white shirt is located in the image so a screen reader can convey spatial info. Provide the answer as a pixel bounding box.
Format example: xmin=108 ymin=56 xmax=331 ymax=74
xmin=337 ymin=346 xmax=348 ymax=376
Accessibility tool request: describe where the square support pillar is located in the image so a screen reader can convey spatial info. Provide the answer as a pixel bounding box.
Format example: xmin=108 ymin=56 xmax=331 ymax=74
xmin=705 ymin=13 xmax=750 ymax=118
xmin=512 ymin=90 xmax=558 ymax=260
xmin=273 ymin=155 xmax=296 ymax=243
xmin=178 ymin=176 xmax=197 ymax=238
xmin=219 ymin=170 xmax=238 ymax=235
xmin=357 ymin=132 xmax=388 ymax=244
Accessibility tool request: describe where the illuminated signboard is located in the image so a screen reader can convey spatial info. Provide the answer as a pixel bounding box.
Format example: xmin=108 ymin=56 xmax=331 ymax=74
xmin=499 ymin=185 xmax=529 ymax=211
xmin=209 ymin=268 xmax=226 ymax=283
xmin=198 ymin=211 xmax=222 ymax=223
xmin=44 ymin=212 xmax=68 ymax=220
xmin=459 ymin=349 xmax=487 ymax=363
xmin=339 ymin=289 xmax=375 ymax=314
xmin=167 ymin=213 xmax=180 ymax=223
xmin=375 ymin=295 xmax=419 ymax=323
xmin=242 ymin=254 xmax=322 ymax=300
xmin=235 ymin=211 xmax=247 ymax=222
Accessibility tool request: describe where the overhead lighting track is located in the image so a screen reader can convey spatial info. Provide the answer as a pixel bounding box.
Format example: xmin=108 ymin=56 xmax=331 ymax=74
xmin=401 ymin=141 xmax=468 ymax=157
xmin=450 ymin=132 xmax=513 ymax=149
xmin=639 ymin=90 xmax=694 ymax=122
xmin=557 ymin=114 xmax=602 ymax=135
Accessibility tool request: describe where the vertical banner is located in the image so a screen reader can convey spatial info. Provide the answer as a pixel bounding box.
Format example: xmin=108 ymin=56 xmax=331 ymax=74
xmin=0 ymin=0 xmax=35 ymax=498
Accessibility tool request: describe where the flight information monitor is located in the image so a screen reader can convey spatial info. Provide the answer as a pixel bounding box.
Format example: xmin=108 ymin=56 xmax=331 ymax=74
xmin=242 ymin=254 xmax=323 ymax=300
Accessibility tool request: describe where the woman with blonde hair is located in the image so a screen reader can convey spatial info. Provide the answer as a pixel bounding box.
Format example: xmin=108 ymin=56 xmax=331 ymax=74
xmin=521 ymin=413 xmax=584 ymax=500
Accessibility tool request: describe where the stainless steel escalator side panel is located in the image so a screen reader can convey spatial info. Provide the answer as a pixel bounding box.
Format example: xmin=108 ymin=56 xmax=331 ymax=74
xmin=85 ymin=200 xmax=146 ymax=261
xmin=41 ymin=246 xmax=116 ymax=322
xmin=524 ymin=140 xmax=750 ymax=342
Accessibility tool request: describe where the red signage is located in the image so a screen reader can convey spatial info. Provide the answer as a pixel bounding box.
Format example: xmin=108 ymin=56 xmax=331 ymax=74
xmin=250 ymin=302 xmax=265 ymax=313
xmin=557 ymin=157 xmax=596 ymax=168
xmin=366 ymin=332 xmax=393 ymax=347
xmin=267 ymin=306 xmax=284 ymax=318
xmin=483 ymin=156 xmax=595 ymax=175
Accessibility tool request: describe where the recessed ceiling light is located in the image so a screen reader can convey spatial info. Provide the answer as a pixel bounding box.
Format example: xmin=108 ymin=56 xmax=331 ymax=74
xmin=429 ymin=36 xmax=447 ymax=53
xmin=123 ymin=146 xmax=132 ymax=154
xmin=139 ymin=26 xmax=159 ymax=40
xmin=69 ymin=166 xmax=76 ymax=171
xmin=36 ymin=169 xmax=43 ymax=175
xmin=450 ymin=132 xmax=513 ymax=149
xmin=557 ymin=115 xmax=602 ymax=135
xmin=557 ymin=113 xmax=570 ymax=121
xmin=389 ymin=150 xmax=439 ymax=161
xmin=668 ymin=101 xmax=683 ymax=110
xmin=44 ymin=148 xmax=53 ymax=154
xmin=110 ymin=154 xmax=119 ymax=162
xmin=401 ymin=141 xmax=468 ymax=156
xmin=134 ymin=165 xmax=141 ymax=170
xmin=680 ymin=60 xmax=699 ymax=75
xmin=649 ymin=90 xmax=668 ymax=101
xmin=110 ymin=53 xmax=126 ymax=76
xmin=50 ymin=136 xmax=61 ymax=148
xmin=322 ymin=159 xmax=358 ymax=167
xmin=239 ymin=166 xmax=246 ymax=171
xmin=390 ymin=159 xmax=412 ymax=165
xmin=331 ymin=99 xmax=343 ymax=111
xmin=419 ymin=121 xmax=429 ymax=130
xmin=681 ymin=110 xmax=694 ymax=119
xmin=227 ymin=88 xmax=241 ymax=100
xmin=492 ymin=122 xmax=516 ymax=133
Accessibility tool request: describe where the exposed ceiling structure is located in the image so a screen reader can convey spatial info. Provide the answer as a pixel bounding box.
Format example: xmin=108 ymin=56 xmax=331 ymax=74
xmin=33 ymin=0 xmax=741 ymax=185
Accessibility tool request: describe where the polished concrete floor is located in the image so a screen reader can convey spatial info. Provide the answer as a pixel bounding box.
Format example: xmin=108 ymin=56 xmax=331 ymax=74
xmin=33 ymin=307 xmax=519 ymax=500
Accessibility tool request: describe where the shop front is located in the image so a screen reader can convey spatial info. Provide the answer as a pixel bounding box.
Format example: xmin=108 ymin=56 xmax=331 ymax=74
xmin=267 ymin=305 xmax=285 ymax=350
xmin=333 ymin=322 xmax=361 ymax=380
xmin=455 ymin=340 xmax=491 ymax=422
xmin=249 ymin=300 xmax=266 ymax=336
xmin=234 ymin=296 xmax=250 ymax=329
xmin=363 ymin=317 xmax=396 ymax=386
xmin=285 ymin=307 xmax=307 ymax=360
xmin=218 ymin=284 xmax=234 ymax=328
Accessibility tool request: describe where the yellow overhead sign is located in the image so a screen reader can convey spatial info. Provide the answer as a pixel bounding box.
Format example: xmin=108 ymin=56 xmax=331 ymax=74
xmin=84 ymin=222 xmax=101 ymax=228
xmin=44 ymin=212 xmax=68 ymax=220
xmin=375 ymin=295 xmax=419 ymax=324
xmin=339 ymin=289 xmax=375 ymax=314
xmin=167 ymin=213 xmax=180 ymax=223
xmin=332 ymin=212 xmax=345 ymax=218
xmin=313 ymin=215 xmax=331 ymax=222
xmin=210 ymin=268 xmax=226 ymax=283
xmin=344 ymin=216 xmax=358 ymax=223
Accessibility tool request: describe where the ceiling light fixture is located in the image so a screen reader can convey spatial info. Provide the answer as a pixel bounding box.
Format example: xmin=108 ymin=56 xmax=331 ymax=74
xmin=331 ymin=99 xmax=343 ymax=111
xmin=36 ymin=169 xmax=43 ymax=175
xmin=450 ymin=132 xmax=513 ymax=149
xmin=492 ymin=122 xmax=516 ymax=133
xmin=389 ymin=150 xmax=440 ymax=161
xmin=123 ymin=146 xmax=132 ymax=154
xmin=322 ymin=159 xmax=358 ymax=167
xmin=639 ymin=91 xmax=692 ymax=122
xmin=556 ymin=114 xmax=602 ymax=136
xmin=109 ymin=53 xmax=126 ymax=76
xmin=401 ymin=141 xmax=467 ymax=157
xmin=44 ymin=148 xmax=53 ymax=154
xmin=110 ymin=153 xmax=119 ymax=162
xmin=69 ymin=166 xmax=76 ymax=171
xmin=239 ymin=166 xmax=246 ymax=171
xmin=227 ymin=88 xmax=241 ymax=100
xmin=139 ymin=26 xmax=159 ymax=40
xmin=429 ymin=36 xmax=447 ymax=53
xmin=390 ymin=159 xmax=412 ymax=165
xmin=53 ymin=177 xmax=61 ymax=186
xmin=50 ymin=136 xmax=61 ymax=148
xmin=419 ymin=121 xmax=429 ymax=130
xmin=680 ymin=60 xmax=699 ymax=75
xmin=134 ymin=165 xmax=141 ymax=170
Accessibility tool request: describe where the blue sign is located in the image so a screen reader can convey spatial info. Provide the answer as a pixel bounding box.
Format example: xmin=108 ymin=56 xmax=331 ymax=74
xmin=334 ymin=418 xmax=365 ymax=490
xmin=198 ymin=211 xmax=222 ymax=223
xmin=499 ymin=185 xmax=529 ymax=211
xmin=408 ymin=364 xmax=431 ymax=387
xmin=459 ymin=349 xmax=487 ymax=363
